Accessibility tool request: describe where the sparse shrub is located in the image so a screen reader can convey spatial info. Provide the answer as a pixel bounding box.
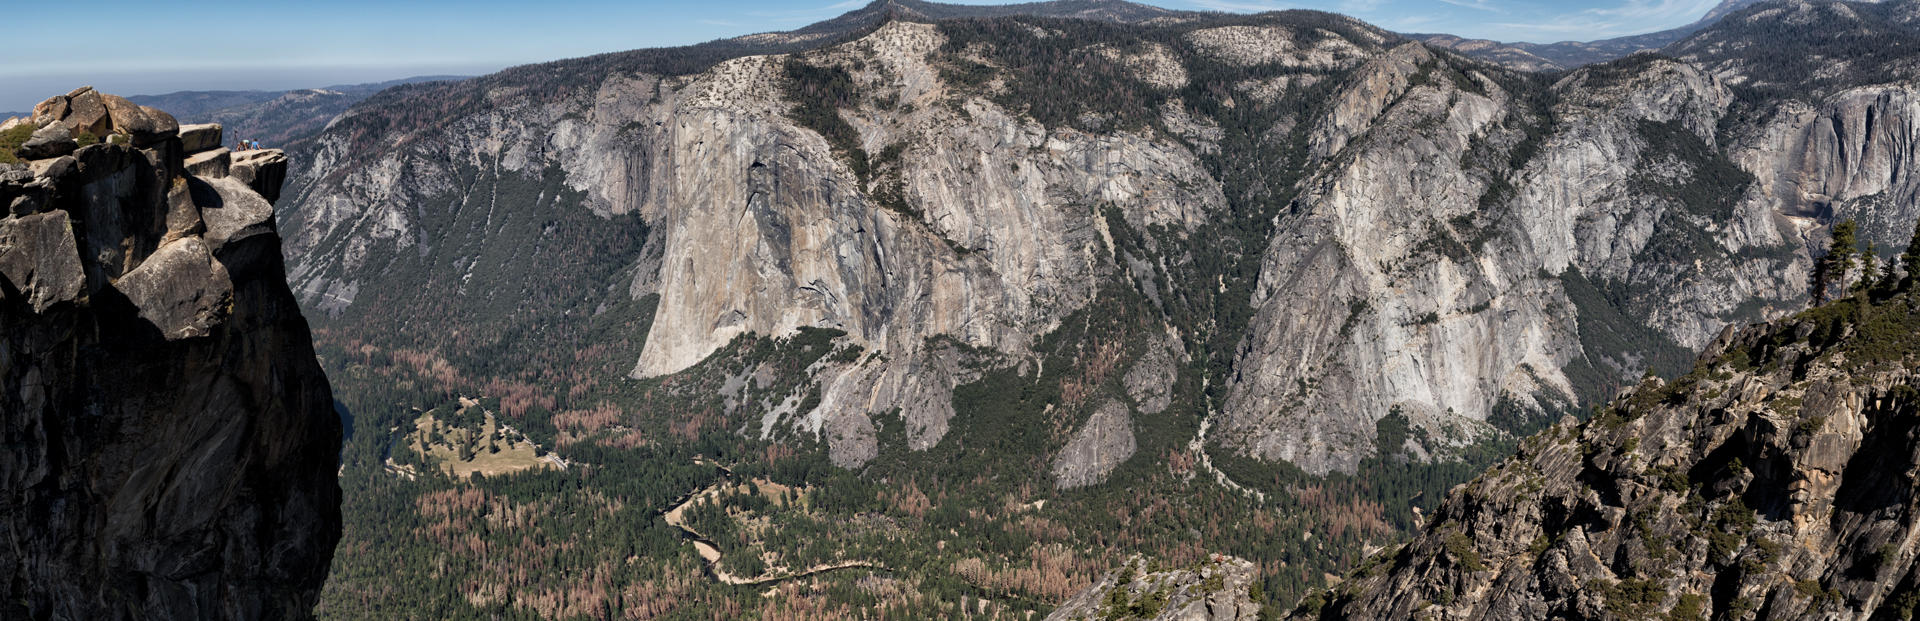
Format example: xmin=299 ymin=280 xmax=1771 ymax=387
xmin=1444 ymin=532 xmax=1486 ymax=572
xmin=1669 ymin=593 xmax=1706 ymax=620
xmin=0 ymin=123 xmax=36 ymax=165
xmin=1589 ymin=577 xmax=1666 ymax=619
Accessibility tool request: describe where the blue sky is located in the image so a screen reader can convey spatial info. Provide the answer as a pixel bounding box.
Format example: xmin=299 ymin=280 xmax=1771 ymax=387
xmin=2 ymin=0 xmax=1726 ymax=112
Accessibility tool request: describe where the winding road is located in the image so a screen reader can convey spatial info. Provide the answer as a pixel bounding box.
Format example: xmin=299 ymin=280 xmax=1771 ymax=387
xmin=662 ymin=460 xmax=884 ymax=586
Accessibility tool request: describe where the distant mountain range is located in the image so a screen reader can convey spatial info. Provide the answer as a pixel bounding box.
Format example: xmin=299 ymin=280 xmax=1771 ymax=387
xmin=125 ymin=75 xmax=468 ymax=119
xmin=122 ymin=75 xmax=467 ymax=149
xmin=1416 ymin=0 xmax=1888 ymax=71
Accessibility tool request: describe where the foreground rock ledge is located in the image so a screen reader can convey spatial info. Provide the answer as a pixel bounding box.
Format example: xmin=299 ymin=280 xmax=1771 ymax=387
xmin=0 ymin=89 xmax=339 ymax=620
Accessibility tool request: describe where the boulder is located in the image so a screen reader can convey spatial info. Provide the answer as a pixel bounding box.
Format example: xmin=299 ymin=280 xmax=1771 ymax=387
xmin=164 ymin=181 xmax=205 ymax=239
xmin=63 ymin=89 xmax=111 ymax=138
xmin=178 ymin=123 xmax=222 ymax=154
xmin=17 ymin=122 xmax=77 ymax=160
xmin=29 ymin=97 xmax=65 ymax=126
xmin=100 ymin=94 xmax=178 ymax=146
xmin=197 ymin=176 xmax=276 ymax=253
xmin=0 ymin=210 xmax=87 ymax=312
xmin=112 ymin=235 xmax=233 ymax=340
xmin=184 ymin=147 xmax=230 ymax=179
xmin=0 ymin=164 xmax=32 ymax=186
xmin=230 ymin=149 xmax=287 ymax=204
xmin=27 ymin=155 xmax=75 ymax=182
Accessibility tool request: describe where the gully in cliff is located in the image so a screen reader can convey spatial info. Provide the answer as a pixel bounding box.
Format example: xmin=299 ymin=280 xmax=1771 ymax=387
xmin=0 ymin=88 xmax=341 ymax=620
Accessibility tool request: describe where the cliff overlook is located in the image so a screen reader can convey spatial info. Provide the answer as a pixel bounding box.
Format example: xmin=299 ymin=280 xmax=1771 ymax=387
xmin=0 ymin=88 xmax=339 ymax=619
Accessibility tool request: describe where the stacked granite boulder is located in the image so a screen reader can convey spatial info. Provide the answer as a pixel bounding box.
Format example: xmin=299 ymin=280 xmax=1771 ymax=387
xmin=0 ymin=88 xmax=338 ymax=620
xmin=4 ymin=86 xmax=286 ymax=203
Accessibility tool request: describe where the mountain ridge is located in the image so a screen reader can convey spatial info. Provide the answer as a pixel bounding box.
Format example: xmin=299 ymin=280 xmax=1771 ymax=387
xmin=126 ymin=75 xmax=468 ymax=119
xmin=1416 ymin=0 xmax=1892 ymax=71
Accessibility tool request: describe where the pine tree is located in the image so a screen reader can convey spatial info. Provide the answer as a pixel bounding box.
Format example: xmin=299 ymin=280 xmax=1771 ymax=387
xmin=1815 ymin=219 xmax=1859 ymax=304
xmin=1856 ymin=241 xmax=1879 ymax=294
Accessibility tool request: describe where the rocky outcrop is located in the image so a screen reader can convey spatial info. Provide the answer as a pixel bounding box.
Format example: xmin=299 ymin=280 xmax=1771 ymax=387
xmin=178 ymin=123 xmax=222 ymax=153
xmin=1123 ymin=333 xmax=1180 ymax=415
xmin=1051 ymin=400 xmax=1137 ymax=489
xmin=0 ymin=93 xmax=339 ymax=620
xmin=1296 ymin=283 xmax=1920 ymax=620
xmin=231 ymin=148 xmax=288 ymax=203
xmin=1049 ymin=555 xmax=1263 ymax=621
xmin=1184 ymin=25 xmax=1369 ymax=70
xmin=18 ymin=123 xmax=77 ymax=160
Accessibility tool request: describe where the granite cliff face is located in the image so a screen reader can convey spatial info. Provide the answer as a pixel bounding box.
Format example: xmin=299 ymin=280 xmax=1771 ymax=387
xmin=1294 ymin=278 xmax=1920 ymax=620
xmin=282 ymin=17 xmax=1228 ymax=473
xmin=0 ymin=89 xmax=339 ymax=619
xmin=276 ymin=0 xmax=1920 ymax=482
xmin=1217 ymin=49 xmax=1826 ymax=473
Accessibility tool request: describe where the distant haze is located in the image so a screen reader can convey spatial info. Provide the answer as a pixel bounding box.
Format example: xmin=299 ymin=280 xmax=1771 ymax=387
xmin=2 ymin=0 xmax=1734 ymax=111
xmin=3 ymin=65 xmax=500 ymax=113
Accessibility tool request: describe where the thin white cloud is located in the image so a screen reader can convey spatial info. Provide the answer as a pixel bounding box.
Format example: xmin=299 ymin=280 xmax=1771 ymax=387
xmin=748 ymin=0 xmax=874 ymax=23
xmin=1586 ymin=0 xmax=1719 ymax=20
xmin=1488 ymin=19 xmax=1624 ymax=34
xmin=1436 ymin=0 xmax=1504 ymax=13
xmin=1185 ymin=0 xmax=1296 ymax=13
xmin=1484 ymin=0 xmax=1719 ymax=40
xmin=1387 ymin=14 xmax=1442 ymax=30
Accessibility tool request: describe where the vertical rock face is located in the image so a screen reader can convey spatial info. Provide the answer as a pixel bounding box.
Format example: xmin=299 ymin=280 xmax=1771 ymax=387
xmin=1 ymin=90 xmax=339 ymax=620
xmin=1739 ymin=84 xmax=1920 ymax=246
